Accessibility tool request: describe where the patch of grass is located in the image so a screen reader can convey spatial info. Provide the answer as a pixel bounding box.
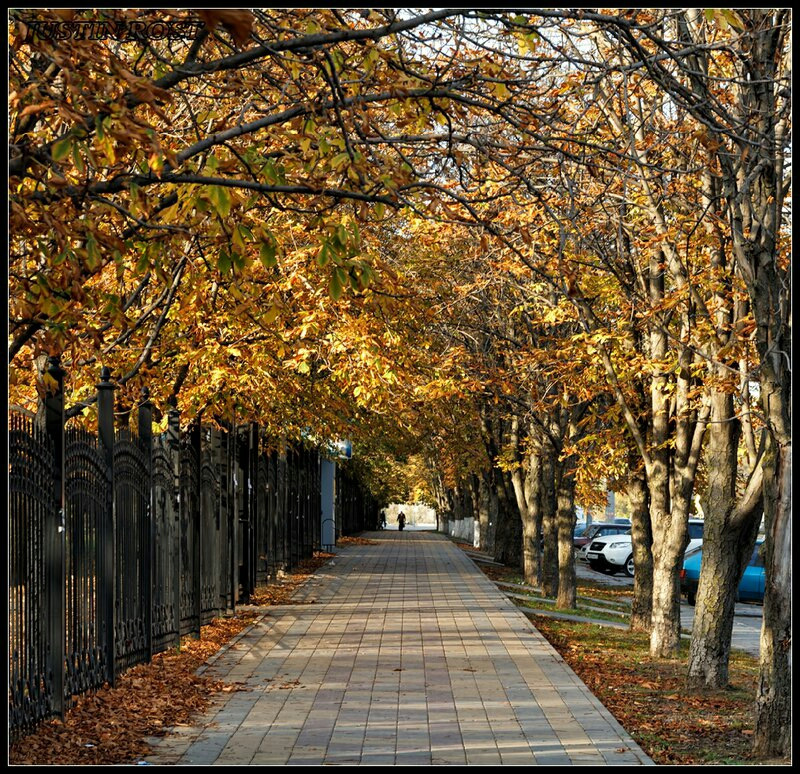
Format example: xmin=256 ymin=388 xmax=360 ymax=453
xmin=575 ymin=580 xmax=633 ymax=603
xmin=512 ymin=596 xmax=629 ymax=625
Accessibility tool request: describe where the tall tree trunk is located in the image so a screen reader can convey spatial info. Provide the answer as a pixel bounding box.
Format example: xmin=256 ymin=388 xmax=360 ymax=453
xmin=540 ymin=442 xmax=558 ymax=597
xmin=651 ymin=343 xmax=709 ymax=657
xmin=627 ymin=467 xmax=652 ymax=632
xmin=494 ymin=468 xmax=522 ymax=569
xmin=468 ymin=474 xmax=480 ymax=547
xmin=487 ymin=481 xmax=499 ymax=556
xmin=753 ymin=374 xmax=791 ymax=758
xmin=509 ymin=415 xmax=541 ymax=584
xmin=520 ymin=450 xmax=543 ymax=586
xmin=688 ymin=370 xmax=763 ymax=686
xmin=645 ymin=248 xmax=679 ymax=657
xmin=478 ymin=471 xmax=491 ymax=552
xmin=555 ymin=461 xmax=577 ymax=609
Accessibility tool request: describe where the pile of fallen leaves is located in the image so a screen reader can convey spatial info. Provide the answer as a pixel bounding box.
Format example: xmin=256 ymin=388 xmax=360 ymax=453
xmin=249 ymin=551 xmax=334 ymax=606
xmin=9 ymin=553 xmax=334 ymax=766
xmin=452 ymin=540 xmax=480 ymax=553
xmin=477 ymin=563 xmax=518 ymax=584
xmin=8 ymin=613 xmax=259 ymax=765
xmin=532 ymin=616 xmax=763 ymax=765
xmin=337 ymin=535 xmax=378 ymax=546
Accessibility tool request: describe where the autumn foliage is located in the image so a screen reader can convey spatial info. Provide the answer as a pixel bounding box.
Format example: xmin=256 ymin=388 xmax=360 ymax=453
xmin=8 ymin=8 xmax=791 ymax=758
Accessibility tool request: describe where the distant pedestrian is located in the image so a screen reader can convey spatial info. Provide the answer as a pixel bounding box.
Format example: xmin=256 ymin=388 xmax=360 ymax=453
xmin=380 ymin=512 xmax=387 ymax=529
xmin=397 ymin=511 xmax=406 ymax=531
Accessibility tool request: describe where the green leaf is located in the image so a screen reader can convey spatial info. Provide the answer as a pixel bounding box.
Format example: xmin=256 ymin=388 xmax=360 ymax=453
xmin=359 ymin=262 xmax=374 ymax=287
xmin=232 ymin=224 xmax=246 ymax=251
xmin=208 ymin=185 xmax=232 ymax=218
xmin=720 ymin=9 xmax=745 ymax=30
xmin=262 ymin=159 xmax=278 ymax=184
xmin=86 ymin=234 xmax=101 ymax=269
xmin=72 ymin=143 xmax=85 ymax=174
xmin=329 ymin=271 xmax=343 ymax=300
xmin=317 ymin=242 xmax=330 ymax=267
xmin=51 ymin=136 xmax=72 ymax=162
xmin=331 ymin=152 xmax=351 ymax=170
xmin=218 ymin=248 xmax=232 ymax=275
xmin=259 ymin=241 xmax=277 ymax=268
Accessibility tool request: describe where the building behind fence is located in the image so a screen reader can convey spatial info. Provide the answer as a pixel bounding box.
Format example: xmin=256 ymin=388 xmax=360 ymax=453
xmin=8 ymin=359 xmax=380 ymax=738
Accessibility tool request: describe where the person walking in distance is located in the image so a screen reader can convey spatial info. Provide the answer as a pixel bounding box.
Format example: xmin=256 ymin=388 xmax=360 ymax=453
xmin=397 ymin=511 xmax=406 ymax=531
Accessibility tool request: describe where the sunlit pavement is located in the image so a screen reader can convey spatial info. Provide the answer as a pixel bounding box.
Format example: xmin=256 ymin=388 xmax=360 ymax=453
xmin=146 ymin=531 xmax=653 ymax=765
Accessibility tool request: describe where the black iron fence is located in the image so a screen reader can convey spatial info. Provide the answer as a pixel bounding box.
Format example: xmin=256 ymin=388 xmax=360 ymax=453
xmin=9 ymin=359 xmax=375 ymax=738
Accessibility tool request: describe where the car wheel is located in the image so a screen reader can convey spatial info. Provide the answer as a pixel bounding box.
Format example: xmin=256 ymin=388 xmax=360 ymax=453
xmin=624 ymin=554 xmax=635 ymax=578
xmin=687 ymin=591 xmax=696 ymax=606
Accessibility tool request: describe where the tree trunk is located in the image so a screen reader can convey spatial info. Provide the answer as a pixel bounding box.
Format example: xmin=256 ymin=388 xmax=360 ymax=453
xmin=627 ymin=468 xmax=652 ymax=632
xmin=540 ymin=446 xmax=558 ymax=597
xmin=649 ymin=270 xmax=709 ymax=658
xmin=520 ymin=451 xmax=543 ymax=586
xmin=468 ymin=475 xmax=480 ymax=547
xmin=753 ymin=386 xmax=791 ymax=758
xmin=493 ymin=468 xmax=522 ymax=569
xmin=688 ymin=380 xmax=762 ymax=687
xmin=749 ymin=228 xmax=791 ymax=759
xmin=555 ymin=462 xmax=577 ymax=609
xmin=478 ymin=472 xmax=491 ymax=552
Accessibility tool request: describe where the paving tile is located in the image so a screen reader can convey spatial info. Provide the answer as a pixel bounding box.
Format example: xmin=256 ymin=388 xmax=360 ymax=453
xmin=146 ymin=531 xmax=653 ymax=766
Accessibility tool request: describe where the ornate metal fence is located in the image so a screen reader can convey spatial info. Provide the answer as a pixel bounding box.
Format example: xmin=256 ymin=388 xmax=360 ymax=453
xmin=9 ymin=407 xmax=58 ymax=734
xmin=64 ymin=426 xmax=109 ymax=699
xmin=113 ymin=425 xmax=151 ymax=676
xmin=8 ymin=361 xmax=378 ymax=739
xmin=179 ymin=428 xmax=201 ymax=637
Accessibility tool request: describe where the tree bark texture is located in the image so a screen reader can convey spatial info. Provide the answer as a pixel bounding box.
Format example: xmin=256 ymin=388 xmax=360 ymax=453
xmin=627 ymin=468 xmax=652 ymax=632
xmin=540 ymin=446 xmax=558 ymax=597
xmin=555 ymin=462 xmax=577 ymax=610
xmin=688 ymin=376 xmax=762 ymax=687
xmin=520 ymin=451 xmax=543 ymax=587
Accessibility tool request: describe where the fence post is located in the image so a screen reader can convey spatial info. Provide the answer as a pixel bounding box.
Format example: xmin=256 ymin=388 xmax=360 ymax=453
xmin=138 ymin=387 xmax=153 ymax=660
xmin=43 ymin=356 xmax=66 ymax=717
xmin=168 ymin=400 xmax=182 ymax=648
xmin=249 ymin=424 xmax=258 ymax=598
xmin=240 ymin=424 xmax=256 ymax=601
xmin=192 ymin=419 xmax=202 ymax=637
xmin=229 ymin=424 xmax=238 ymax=612
xmin=96 ymin=367 xmax=116 ymax=685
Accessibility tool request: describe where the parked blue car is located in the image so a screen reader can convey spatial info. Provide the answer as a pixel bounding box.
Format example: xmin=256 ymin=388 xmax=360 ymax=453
xmin=680 ymin=540 xmax=765 ymax=606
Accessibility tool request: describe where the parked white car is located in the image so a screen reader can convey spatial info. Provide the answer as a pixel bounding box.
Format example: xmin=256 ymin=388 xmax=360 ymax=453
xmin=586 ymin=519 xmax=705 ymax=577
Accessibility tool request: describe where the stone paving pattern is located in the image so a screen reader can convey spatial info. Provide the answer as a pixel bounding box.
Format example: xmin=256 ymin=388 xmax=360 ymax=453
xmin=146 ymin=531 xmax=653 ymax=765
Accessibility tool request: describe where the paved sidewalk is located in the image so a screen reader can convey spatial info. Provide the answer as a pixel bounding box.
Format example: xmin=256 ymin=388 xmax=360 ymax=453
xmin=145 ymin=531 xmax=652 ymax=765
